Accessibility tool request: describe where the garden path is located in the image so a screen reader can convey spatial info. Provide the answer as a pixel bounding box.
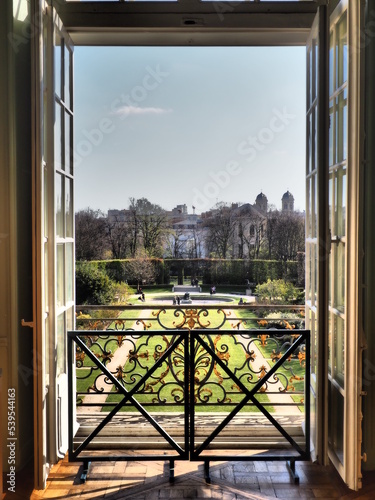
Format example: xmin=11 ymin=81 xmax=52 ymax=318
xmin=235 ymin=325 xmax=302 ymax=416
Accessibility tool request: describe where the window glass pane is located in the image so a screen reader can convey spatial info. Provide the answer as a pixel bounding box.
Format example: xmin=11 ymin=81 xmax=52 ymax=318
xmin=66 ymin=243 xmax=74 ymax=303
xmin=308 ymin=244 xmax=317 ymax=308
xmin=313 ymin=107 xmax=317 ymax=171
xmin=328 ymin=313 xmax=332 ymax=371
xmin=306 ymin=178 xmax=311 ymax=236
xmin=308 ymin=245 xmax=312 ymax=303
xmin=335 ymin=168 xmax=346 ymax=237
xmin=329 ymin=99 xmax=334 ymax=166
xmin=314 ymin=39 xmax=318 ymax=103
xmin=65 ymin=177 xmax=73 ymax=237
xmin=307 ymin=244 xmax=314 ymax=305
xmin=309 ymin=309 xmax=318 ymax=374
xmin=306 ymin=48 xmax=311 ymax=108
xmin=54 ymin=103 xmax=63 ymax=170
xmin=57 ymin=244 xmax=65 ymax=308
xmin=329 ymin=32 xmax=334 ymax=96
xmin=313 ymin=174 xmax=317 ymax=238
xmin=342 ymin=88 xmax=347 ymax=160
xmin=329 ymin=173 xmax=333 ymax=233
xmin=57 ymin=312 xmax=66 ymax=376
xmin=64 ymin=43 xmax=72 ymax=109
xmin=328 ymin=381 xmax=344 ymax=464
xmin=65 ymin=112 xmax=72 ymax=174
xmin=54 ymin=32 xmax=62 ymax=98
xmin=336 ymin=91 xmax=347 ymax=164
xmin=333 ymin=315 xmax=345 ymax=386
xmin=43 ymin=24 xmax=48 ymax=157
xmin=334 ymin=243 xmax=345 ymax=312
xmin=308 ymin=112 xmax=312 ymax=174
xmin=308 ymin=47 xmax=313 ymax=107
xmin=328 ymin=245 xmax=332 ymax=308
xmin=44 ymin=167 xmax=48 ymax=237
xmin=56 ymin=173 xmax=64 ymax=237
xmin=337 ymin=13 xmax=347 ymax=88
xmin=44 ymin=244 xmax=49 ymax=311
xmin=306 ymin=244 xmax=311 ymax=301
xmin=314 ymin=242 xmax=318 ymax=306
xmin=311 ymin=40 xmax=317 ymax=102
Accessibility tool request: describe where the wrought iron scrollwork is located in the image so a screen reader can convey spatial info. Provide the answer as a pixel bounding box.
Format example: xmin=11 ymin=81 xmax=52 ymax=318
xmin=152 ymin=307 xmax=229 ymax=330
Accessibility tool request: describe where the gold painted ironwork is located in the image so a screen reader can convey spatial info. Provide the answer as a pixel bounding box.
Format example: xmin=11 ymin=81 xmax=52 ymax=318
xmin=74 ymin=307 xmax=307 ymax=409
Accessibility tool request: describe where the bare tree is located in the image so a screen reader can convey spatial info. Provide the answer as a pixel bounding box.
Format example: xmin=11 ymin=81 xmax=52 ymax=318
xmin=188 ymin=226 xmax=205 ymax=258
xmin=205 ymin=203 xmax=236 ymax=259
xmin=265 ymin=210 xmax=305 ymax=261
xmin=129 ymin=197 xmax=169 ymax=257
xmin=105 ymin=213 xmax=131 ymax=259
xmin=75 ymin=208 xmax=108 ymax=260
xmin=165 ymin=227 xmax=186 ymax=258
xmin=126 ymin=249 xmax=157 ymax=287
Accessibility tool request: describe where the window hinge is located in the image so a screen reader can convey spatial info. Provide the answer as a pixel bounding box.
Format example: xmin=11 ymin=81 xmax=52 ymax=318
xmin=21 ymin=319 xmax=35 ymax=329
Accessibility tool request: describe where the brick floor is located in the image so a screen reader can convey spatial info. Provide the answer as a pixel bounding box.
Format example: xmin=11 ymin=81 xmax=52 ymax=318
xmin=2 ymin=456 xmax=375 ymax=499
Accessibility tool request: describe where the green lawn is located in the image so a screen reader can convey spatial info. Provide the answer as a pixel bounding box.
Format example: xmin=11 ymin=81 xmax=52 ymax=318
xmin=75 ymin=308 xmax=142 ymax=397
xmin=249 ymin=331 xmax=306 ymax=409
xmin=74 ymin=303 xmax=306 ymax=414
xmin=104 ymin=330 xmax=271 ymax=413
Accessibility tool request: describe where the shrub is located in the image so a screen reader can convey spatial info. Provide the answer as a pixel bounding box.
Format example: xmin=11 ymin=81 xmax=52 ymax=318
xmin=76 ymin=262 xmax=115 ymax=305
xmin=262 ymin=311 xmax=305 ymax=330
xmin=255 ymin=279 xmax=299 ymax=305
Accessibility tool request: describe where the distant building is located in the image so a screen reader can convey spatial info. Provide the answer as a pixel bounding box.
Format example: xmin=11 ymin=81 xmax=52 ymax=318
xmin=281 ymin=190 xmax=295 ymax=212
xmin=255 ymin=192 xmax=268 ymax=214
xmin=107 ymin=209 xmax=127 ymax=223
xmin=170 ymin=204 xmax=188 ymax=217
xmin=166 ymin=205 xmax=204 ymax=257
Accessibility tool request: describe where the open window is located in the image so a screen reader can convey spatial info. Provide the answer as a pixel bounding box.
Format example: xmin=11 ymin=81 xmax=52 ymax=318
xmin=305 ymin=0 xmax=364 ymax=490
xmin=32 ymin=2 xmax=74 ymax=488
xmin=32 ymin=0 xmax=364 ymax=491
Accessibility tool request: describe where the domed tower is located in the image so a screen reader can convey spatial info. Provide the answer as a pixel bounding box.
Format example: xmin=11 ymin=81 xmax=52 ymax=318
xmin=255 ymin=192 xmax=268 ymax=213
xmin=282 ymin=190 xmax=294 ymax=212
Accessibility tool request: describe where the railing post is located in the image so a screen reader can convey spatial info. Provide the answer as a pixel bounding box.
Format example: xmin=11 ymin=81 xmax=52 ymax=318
xmin=189 ymin=330 xmax=195 ymax=459
xmin=305 ymin=330 xmax=311 ymax=458
xmin=185 ymin=330 xmax=190 ymax=457
xmin=68 ymin=332 xmax=73 ymax=462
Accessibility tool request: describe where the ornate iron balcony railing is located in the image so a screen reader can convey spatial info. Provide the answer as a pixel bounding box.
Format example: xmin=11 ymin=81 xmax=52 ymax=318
xmin=68 ymin=304 xmax=310 ymax=483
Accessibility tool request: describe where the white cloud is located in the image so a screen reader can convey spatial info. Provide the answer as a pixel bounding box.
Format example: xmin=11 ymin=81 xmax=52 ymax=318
xmin=113 ymin=105 xmax=173 ymax=117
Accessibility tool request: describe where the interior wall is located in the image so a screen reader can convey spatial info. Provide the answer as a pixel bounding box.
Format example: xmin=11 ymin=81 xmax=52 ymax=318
xmin=0 ymin=0 xmax=13 ymax=473
xmin=363 ymin=0 xmax=375 ymax=471
xmin=0 ymin=0 xmax=34 ymax=472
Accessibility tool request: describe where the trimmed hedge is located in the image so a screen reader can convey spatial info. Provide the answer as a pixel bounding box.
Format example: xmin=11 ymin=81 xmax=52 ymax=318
xmin=80 ymin=258 xmax=165 ymax=284
xmin=77 ymin=258 xmax=300 ymax=287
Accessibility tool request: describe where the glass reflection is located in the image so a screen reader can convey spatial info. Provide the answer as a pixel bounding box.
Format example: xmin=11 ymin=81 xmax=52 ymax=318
xmin=56 ymin=173 xmax=64 ymax=237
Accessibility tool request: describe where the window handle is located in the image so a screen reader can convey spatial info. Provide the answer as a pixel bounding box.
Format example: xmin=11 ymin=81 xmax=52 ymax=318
xmin=21 ymin=319 xmax=35 ymax=328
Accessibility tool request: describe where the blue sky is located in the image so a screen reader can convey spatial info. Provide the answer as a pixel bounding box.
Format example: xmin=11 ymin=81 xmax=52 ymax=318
xmin=74 ymin=46 xmax=306 ymax=214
